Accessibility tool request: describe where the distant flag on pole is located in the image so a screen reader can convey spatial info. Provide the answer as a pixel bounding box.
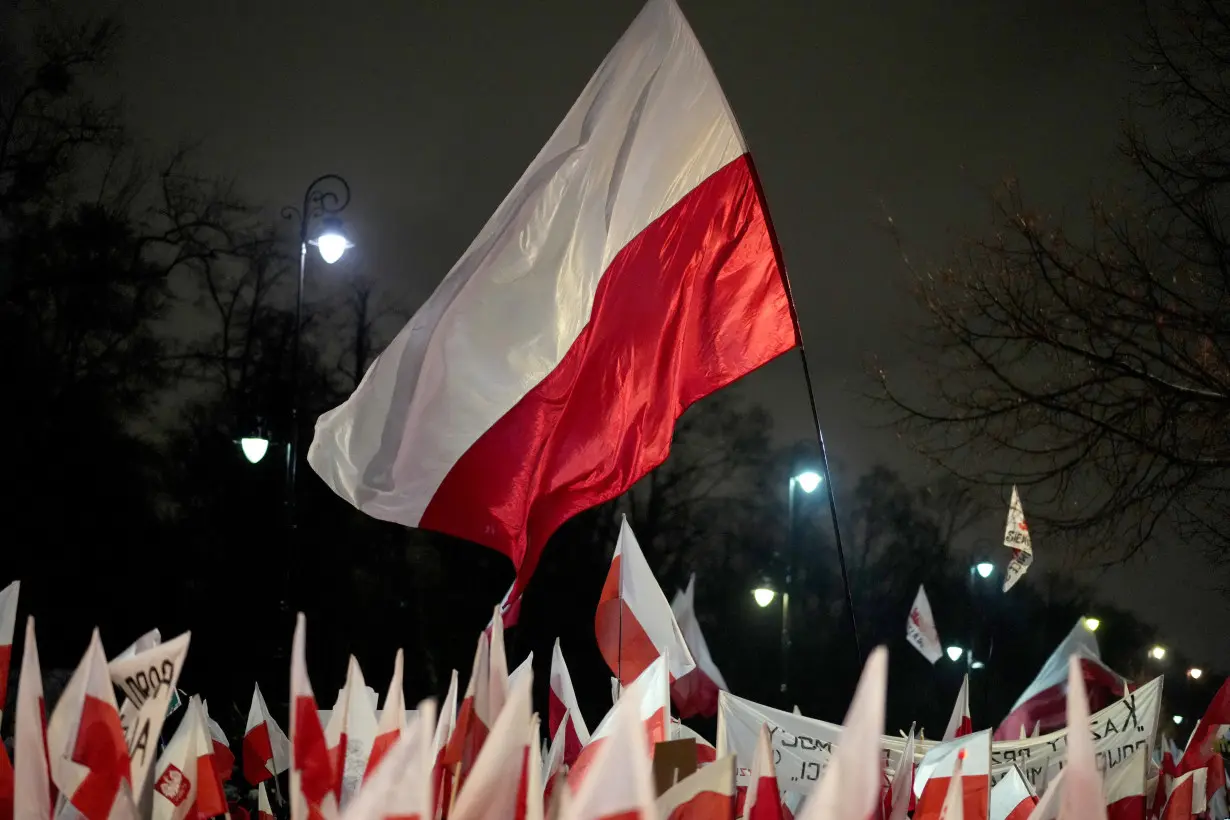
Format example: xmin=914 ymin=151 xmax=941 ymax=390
xmin=14 ymin=618 xmax=54 ymax=820
xmin=943 ymin=675 xmax=972 ymax=741
xmin=306 ymin=0 xmax=799 ymax=606
xmin=906 ymin=585 xmax=943 ymax=664
xmin=0 ymin=580 xmax=20 ymax=725
xmin=244 ymin=684 xmax=291 ymax=787
xmin=1001 ymin=487 xmax=1032 ymax=592
xmin=548 ymin=640 xmax=590 ymax=768
xmin=670 ymin=574 xmax=729 ymax=719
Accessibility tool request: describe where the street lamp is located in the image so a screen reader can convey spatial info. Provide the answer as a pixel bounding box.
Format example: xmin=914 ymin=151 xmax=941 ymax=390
xmin=752 ymin=587 xmax=776 ymax=608
xmin=240 ymin=436 xmax=270 ymax=465
xmin=280 ymin=175 xmax=353 ymax=526
xmin=1189 ymin=667 xmax=1204 ymax=680
xmin=1149 ymin=645 xmax=1167 ymax=661
xmin=780 ymin=467 xmax=824 ymax=700
xmin=946 ymin=645 xmax=964 ymax=662
xmin=974 ymin=562 xmax=994 ymax=579
xmin=1173 ymin=715 xmax=1184 ymax=725
xmin=1083 ymin=617 xmax=1101 ymax=632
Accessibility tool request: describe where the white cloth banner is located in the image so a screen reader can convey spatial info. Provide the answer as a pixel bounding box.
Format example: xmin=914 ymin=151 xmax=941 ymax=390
xmin=906 ymin=585 xmax=943 ymax=665
xmin=716 ymin=677 xmax=1161 ymax=798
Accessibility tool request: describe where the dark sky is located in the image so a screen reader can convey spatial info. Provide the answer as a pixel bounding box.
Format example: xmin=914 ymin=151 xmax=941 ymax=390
xmin=103 ymin=0 xmax=1230 ymax=662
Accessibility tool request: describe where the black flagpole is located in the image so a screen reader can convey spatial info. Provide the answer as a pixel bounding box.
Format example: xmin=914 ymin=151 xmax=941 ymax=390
xmin=747 ymin=158 xmax=863 ymax=669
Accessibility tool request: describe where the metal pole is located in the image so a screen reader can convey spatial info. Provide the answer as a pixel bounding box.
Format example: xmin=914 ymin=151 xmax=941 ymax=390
xmin=288 ymin=233 xmax=306 ymax=531
xmin=781 ymin=478 xmax=795 ymax=699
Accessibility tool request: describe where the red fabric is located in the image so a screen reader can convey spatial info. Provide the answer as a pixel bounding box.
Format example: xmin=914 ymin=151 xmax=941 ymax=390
xmin=513 ymin=747 xmax=531 ymax=820
xmin=293 ymin=695 xmax=334 ymax=820
xmin=193 ymin=752 xmax=228 ymax=820
xmin=994 ymin=659 xmax=1127 ymax=740
xmin=1180 ymin=677 xmax=1230 ymax=773
xmin=746 ymin=775 xmax=783 ymax=820
xmin=664 ymin=791 xmax=734 ymax=820
xmin=695 ymin=742 xmax=717 ymax=766
xmin=914 ymin=774 xmax=990 ymax=820
xmin=326 ymin=731 xmax=347 ymax=800
xmin=671 ymin=669 xmax=721 ymax=719
xmin=418 ymin=155 xmax=797 ymax=600
xmin=548 ymin=693 xmax=585 ymax=767
xmin=69 ymin=695 xmax=131 ymax=820
xmin=1107 ymin=794 xmax=1144 ymax=820
xmin=1161 ymin=776 xmax=1194 ymax=820
xmin=365 ymin=729 xmax=399 ymax=780
xmin=243 ymin=722 xmax=275 ymax=786
xmin=0 ymin=645 xmax=11 ymax=709
xmin=211 ymin=739 xmax=234 ymax=783
xmin=1004 ymin=797 xmax=1037 ymax=820
xmin=441 ymin=696 xmax=489 ymax=794
xmin=229 ymin=803 xmax=251 ymax=820
xmin=595 ymin=556 xmax=663 ymax=686
xmin=0 ymin=743 xmax=13 ymax=820
xmin=954 ymin=716 xmax=972 ymax=738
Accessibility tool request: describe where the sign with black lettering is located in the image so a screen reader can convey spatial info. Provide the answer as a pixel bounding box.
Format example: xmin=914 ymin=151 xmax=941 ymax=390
xmin=109 ymin=631 xmax=191 ymax=798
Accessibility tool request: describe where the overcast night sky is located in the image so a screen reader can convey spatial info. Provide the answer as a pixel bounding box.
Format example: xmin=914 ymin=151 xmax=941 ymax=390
xmin=98 ymin=0 xmax=1230 ymax=662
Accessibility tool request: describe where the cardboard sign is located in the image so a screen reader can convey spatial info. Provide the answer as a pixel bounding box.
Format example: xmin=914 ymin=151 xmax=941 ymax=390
xmin=653 ymin=738 xmax=698 ymax=795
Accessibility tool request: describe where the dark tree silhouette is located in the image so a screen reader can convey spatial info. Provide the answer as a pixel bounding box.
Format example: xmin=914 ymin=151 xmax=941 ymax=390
xmin=875 ymin=0 xmax=1230 ymax=566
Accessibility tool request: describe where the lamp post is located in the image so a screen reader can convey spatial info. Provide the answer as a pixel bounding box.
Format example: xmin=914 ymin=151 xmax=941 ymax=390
xmin=278 ymin=175 xmax=353 ymax=526
xmin=781 ymin=469 xmax=822 ymax=699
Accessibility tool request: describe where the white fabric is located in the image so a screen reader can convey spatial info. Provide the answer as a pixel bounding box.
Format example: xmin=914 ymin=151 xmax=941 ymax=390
xmin=1008 ymin=621 xmax=1103 ymax=712
xmin=590 ymin=654 xmax=669 ymax=742
xmin=432 ymin=671 xmax=459 ymax=759
xmin=1163 ymin=768 xmax=1208 ymax=817
xmin=990 ymin=765 xmax=1034 ymax=820
xmin=324 ymin=657 xmax=380 ymax=810
xmin=801 ymin=647 xmax=888 ymax=820
xmin=742 ymin=726 xmax=779 ymax=820
xmin=307 ymin=0 xmax=747 ymax=525
xmin=109 ymin=632 xmax=191 ymax=796
xmin=915 ymin=732 xmax=992 ymax=800
xmin=886 ymin=730 xmax=916 ymax=820
xmin=150 ymin=697 xmax=213 ymax=820
xmin=1057 ymin=656 xmax=1107 ymax=820
xmin=508 ymin=651 xmax=533 ymax=691
xmin=549 ymin=640 xmax=590 ymax=743
xmin=487 ymin=606 xmax=510 ymax=721
xmin=339 ymin=701 xmax=436 ymax=820
xmin=613 ymin=516 xmax=696 ymax=680
xmin=14 ymin=617 xmax=51 ymax=820
xmin=290 ymin=615 xmax=339 ymax=820
xmin=0 ymin=580 xmax=20 ymax=726
xmin=943 ymin=674 xmax=970 ymax=741
xmin=671 ymin=574 xmax=729 ymax=689
xmin=906 ymin=585 xmax=943 ymax=664
xmin=372 ymin=649 xmax=406 ymax=741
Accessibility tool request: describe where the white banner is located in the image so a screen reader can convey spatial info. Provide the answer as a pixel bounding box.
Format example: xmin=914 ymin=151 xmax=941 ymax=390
xmin=110 ymin=631 xmax=192 ymax=797
xmin=906 ymin=585 xmax=943 ymax=664
xmin=716 ymin=676 xmax=1161 ymax=798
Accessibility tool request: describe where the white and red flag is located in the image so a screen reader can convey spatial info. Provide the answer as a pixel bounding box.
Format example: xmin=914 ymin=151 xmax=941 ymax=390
xmin=343 ymin=701 xmax=437 ymax=820
xmin=988 ymin=765 xmax=1034 ymax=820
xmin=244 ymin=683 xmax=291 ymax=787
xmin=485 ymin=585 xmax=522 ymax=634
xmin=150 ymin=696 xmax=227 ymax=820
xmin=258 ymin=784 xmax=274 ymax=820
xmin=548 ymin=640 xmax=590 ymax=768
xmin=943 ymin=675 xmax=972 ymax=741
xmin=290 ymin=615 xmax=339 ymax=820
xmin=1179 ymin=676 xmax=1230 ymax=773
xmin=108 ymin=631 xmax=191 ymax=798
xmin=657 ymin=756 xmax=735 ymax=820
xmin=1160 ymin=768 xmax=1207 ymax=820
xmin=14 ymin=617 xmax=53 ymax=820
xmin=46 ymin=629 xmax=135 ymax=820
xmin=442 ymin=633 xmax=493 ymax=795
xmin=324 ymin=656 xmax=380 ymax=808
xmin=906 ymin=585 xmax=943 ymax=664
xmin=558 ymin=676 xmax=658 ymax=820
xmin=364 ymin=649 xmax=406 ymax=780
xmin=935 ymin=750 xmax=965 ymax=820
xmin=670 ymin=722 xmax=718 ymax=766
xmin=0 ymin=580 xmax=19 ymax=725
xmin=595 ymin=516 xmax=695 ymax=685
xmin=200 ymin=700 xmax=235 ymax=783
xmin=1001 ymin=487 xmax=1033 ymax=592
xmin=741 ymin=726 xmax=783 ymax=820
xmin=508 ymin=652 xmax=533 ymax=692
xmin=307 ymin=0 xmax=798 ymax=604
xmin=885 ymin=727 xmax=915 ymax=820
xmin=451 ymin=670 xmax=534 ymax=820
xmin=487 ymin=607 xmax=511 ymax=723
xmin=431 ymin=670 xmax=459 ymax=820
xmin=569 ymin=654 xmax=671 ymax=790
xmin=670 ymin=574 xmax=729 ymax=719
xmin=799 ymin=647 xmax=889 ymax=820
xmin=913 ymin=731 xmax=992 ymax=820
xmin=994 ymin=620 xmax=1125 ymax=740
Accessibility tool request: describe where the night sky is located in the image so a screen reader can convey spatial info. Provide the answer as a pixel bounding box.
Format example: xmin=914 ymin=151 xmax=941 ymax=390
xmin=100 ymin=0 xmax=1229 ymax=661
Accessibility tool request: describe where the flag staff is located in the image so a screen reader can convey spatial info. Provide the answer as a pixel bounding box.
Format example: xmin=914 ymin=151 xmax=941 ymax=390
xmin=747 ymin=159 xmax=863 ymax=668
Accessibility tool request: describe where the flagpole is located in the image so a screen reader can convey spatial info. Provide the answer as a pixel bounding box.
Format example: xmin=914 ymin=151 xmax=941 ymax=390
xmin=746 ymin=158 xmax=863 ymax=667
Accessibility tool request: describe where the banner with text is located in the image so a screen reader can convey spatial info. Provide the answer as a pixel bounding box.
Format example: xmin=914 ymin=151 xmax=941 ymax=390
xmin=110 ymin=631 xmax=192 ymax=797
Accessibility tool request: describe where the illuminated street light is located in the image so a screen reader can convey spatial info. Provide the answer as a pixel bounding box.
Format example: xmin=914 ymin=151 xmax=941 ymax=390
xmin=1083 ymin=617 xmax=1101 ymax=632
xmin=753 ymin=587 xmax=776 ymax=608
xmin=971 ymin=660 xmax=986 ymax=670
xmin=1149 ymin=645 xmax=1167 ymax=661
xmin=946 ymin=646 xmax=964 ymax=662
xmin=240 ymin=436 xmax=270 ymax=464
xmin=793 ymin=471 xmax=823 ymax=494
xmin=1173 ymin=715 xmax=1184 ymax=725
xmin=1189 ymin=667 xmax=1204 ymax=680
xmin=974 ymin=562 xmax=994 ymax=579
xmin=309 ymin=216 xmax=354 ymax=265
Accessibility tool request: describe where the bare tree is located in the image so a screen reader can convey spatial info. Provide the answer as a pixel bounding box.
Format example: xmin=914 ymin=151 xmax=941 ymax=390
xmin=875 ymin=0 xmax=1230 ymax=566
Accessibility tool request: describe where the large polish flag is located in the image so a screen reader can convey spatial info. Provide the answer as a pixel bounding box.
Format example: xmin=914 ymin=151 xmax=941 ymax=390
xmin=307 ymin=0 xmax=799 ymax=600
xmin=913 ymin=731 xmax=991 ymax=820
xmin=548 ymin=640 xmax=591 ymax=768
xmin=670 ymin=574 xmax=729 ymax=719
xmin=244 ymin=683 xmax=291 ymax=787
xmin=595 ymin=517 xmax=696 ymax=685
xmin=994 ymin=621 xmax=1125 ymax=741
